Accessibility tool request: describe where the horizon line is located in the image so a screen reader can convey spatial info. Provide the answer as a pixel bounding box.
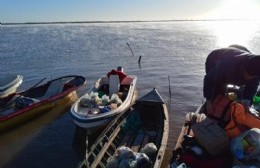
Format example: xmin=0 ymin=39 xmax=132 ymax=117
xmin=1 ymin=18 xmax=259 ymax=25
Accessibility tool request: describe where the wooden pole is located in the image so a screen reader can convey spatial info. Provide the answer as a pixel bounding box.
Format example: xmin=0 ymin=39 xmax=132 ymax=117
xmin=126 ymin=42 xmax=134 ymax=56
xmin=85 ymin=130 xmax=89 ymax=168
xmin=168 ymin=76 xmax=171 ymax=98
xmin=138 ymin=55 xmax=142 ymax=64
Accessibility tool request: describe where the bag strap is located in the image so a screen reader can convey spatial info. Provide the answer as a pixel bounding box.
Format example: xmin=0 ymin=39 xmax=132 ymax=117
xmin=225 ymin=103 xmax=237 ymax=130
xmin=207 ymin=100 xmax=233 ymax=128
xmin=218 ymin=100 xmax=233 ymax=127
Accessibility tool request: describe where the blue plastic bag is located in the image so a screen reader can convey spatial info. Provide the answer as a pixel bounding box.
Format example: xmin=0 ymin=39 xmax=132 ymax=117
xmin=231 ymin=128 xmax=260 ymax=161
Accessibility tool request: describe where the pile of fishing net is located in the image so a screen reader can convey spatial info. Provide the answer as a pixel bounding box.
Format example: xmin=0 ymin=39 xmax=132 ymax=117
xmin=106 ymin=143 xmax=158 ymax=168
xmin=79 ymin=91 xmax=122 ymax=114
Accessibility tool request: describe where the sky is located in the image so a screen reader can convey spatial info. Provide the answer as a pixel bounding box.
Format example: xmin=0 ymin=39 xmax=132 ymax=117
xmin=1 ymin=0 xmax=260 ymax=23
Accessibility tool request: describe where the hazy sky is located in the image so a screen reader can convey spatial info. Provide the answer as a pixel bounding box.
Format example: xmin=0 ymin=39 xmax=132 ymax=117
xmin=1 ymin=0 xmax=260 ymax=23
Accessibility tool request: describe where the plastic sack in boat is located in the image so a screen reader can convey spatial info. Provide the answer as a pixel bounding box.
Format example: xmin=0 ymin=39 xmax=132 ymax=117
xmin=140 ymin=142 xmax=158 ymax=159
xmin=231 ymin=128 xmax=260 ymax=161
xmin=89 ymin=91 xmax=98 ymax=98
xmin=108 ymin=145 xmax=152 ymax=168
xmin=110 ymin=94 xmax=122 ymax=105
xmin=118 ymin=152 xmax=150 ymax=168
xmin=101 ymin=94 xmax=110 ymax=105
xmin=116 ymin=146 xmax=134 ymax=161
xmin=15 ymin=96 xmax=39 ymax=109
xmin=106 ymin=156 xmax=119 ymax=168
xmin=99 ymin=106 xmax=111 ymax=113
xmin=118 ymin=159 xmax=136 ymax=168
xmin=80 ymin=94 xmax=91 ymax=107
xmin=90 ymin=91 xmax=102 ymax=105
xmin=134 ymin=152 xmax=151 ymax=167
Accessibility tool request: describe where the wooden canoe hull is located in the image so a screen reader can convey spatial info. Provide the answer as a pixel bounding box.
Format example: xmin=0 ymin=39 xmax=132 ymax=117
xmin=0 ymin=91 xmax=77 ymax=133
xmin=78 ymin=88 xmax=169 ymax=168
xmin=0 ymin=75 xmax=86 ymax=134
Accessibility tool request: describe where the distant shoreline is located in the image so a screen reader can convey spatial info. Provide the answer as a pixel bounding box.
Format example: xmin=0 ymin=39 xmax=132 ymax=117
xmin=1 ymin=19 xmax=258 ymax=25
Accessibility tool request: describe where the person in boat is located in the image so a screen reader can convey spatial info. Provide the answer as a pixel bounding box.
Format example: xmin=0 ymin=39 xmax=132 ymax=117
xmin=203 ymin=45 xmax=260 ymax=112
xmin=107 ymin=67 xmax=127 ymax=82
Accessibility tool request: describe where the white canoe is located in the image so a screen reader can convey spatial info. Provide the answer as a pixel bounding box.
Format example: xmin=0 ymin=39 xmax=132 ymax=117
xmin=70 ymin=68 xmax=137 ymax=132
xmin=0 ymin=74 xmax=23 ymax=98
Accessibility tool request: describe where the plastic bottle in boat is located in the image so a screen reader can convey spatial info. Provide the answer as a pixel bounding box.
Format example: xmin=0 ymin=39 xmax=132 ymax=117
xmin=252 ymin=90 xmax=260 ymax=112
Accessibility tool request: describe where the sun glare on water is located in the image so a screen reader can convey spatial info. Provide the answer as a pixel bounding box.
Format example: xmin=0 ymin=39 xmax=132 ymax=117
xmin=209 ymin=20 xmax=260 ymax=47
xmin=204 ymin=0 xmax=260 ymax=47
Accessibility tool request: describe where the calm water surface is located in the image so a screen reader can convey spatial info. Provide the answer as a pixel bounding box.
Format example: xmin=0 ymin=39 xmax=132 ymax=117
xmin=1 ymin=20 xmax=260 ymax=168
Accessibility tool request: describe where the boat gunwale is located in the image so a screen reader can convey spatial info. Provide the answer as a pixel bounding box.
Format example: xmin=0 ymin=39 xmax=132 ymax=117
xmin=0 ymin=75 xmax=86 ymax=121
xmin=0 ymin=75 xmax=23 ymax=91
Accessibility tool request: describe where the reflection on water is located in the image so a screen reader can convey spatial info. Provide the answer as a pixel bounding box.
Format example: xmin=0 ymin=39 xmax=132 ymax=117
xmin=72 ymin=126 xmax=87 ymax=161
xmin=0 ymin=92 xmax=78 ymax=168
xmin=72 ymin=126 xmax=105 ymax=162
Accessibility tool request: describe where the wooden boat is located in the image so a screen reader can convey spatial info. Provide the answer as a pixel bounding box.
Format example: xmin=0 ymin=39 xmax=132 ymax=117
xmin=170 ymin=84 xmax=260 ymax=167
xmin=78 ymin=88 xmax=169 ymax=168
xmin=0 ymin=75 xmax=86 ymax=133
xmin=170 ymin=102 xmax=260 ymax=168
xmin=169 ymin=103 xmax=220 ymax=167
xmin=0 ymin=74 xmax=23 ymax=98
xmin=70 ymin=67 xmax=137 ymax=131
xmin=171 ymin=103 xmax=205 ymax=153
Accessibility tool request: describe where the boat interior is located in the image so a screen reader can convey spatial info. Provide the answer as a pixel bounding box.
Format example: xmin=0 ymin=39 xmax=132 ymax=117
xmin=0 ymin=76 xmax=84 ymax=114
xmin=85 ymin=101 xmax=165 ymax=167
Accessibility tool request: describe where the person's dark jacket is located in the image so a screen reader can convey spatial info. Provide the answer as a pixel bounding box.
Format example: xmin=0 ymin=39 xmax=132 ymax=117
xmin=203 ymin=47 xmax=259 ymax=103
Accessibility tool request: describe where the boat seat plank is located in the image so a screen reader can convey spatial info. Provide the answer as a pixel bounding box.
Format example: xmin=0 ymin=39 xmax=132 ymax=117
xmin=141 ymin=134 xmax=150 ymax=149
xmin=43 ymin=80 xmax=64 ymax=99
xmin=126 ymin=135 xmax=135 ymax=148
xmin=118 ymin=132 xmax=152 ymax=152
xmin=131 ymin=133 xmax=145 ymax=152
xmin=119 ymin=134 xmax=132 ymax=147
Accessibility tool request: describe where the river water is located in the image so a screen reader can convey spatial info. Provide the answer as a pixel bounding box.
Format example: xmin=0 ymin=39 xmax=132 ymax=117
xmin=1 ymin=20 xmax=260 ymax=168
